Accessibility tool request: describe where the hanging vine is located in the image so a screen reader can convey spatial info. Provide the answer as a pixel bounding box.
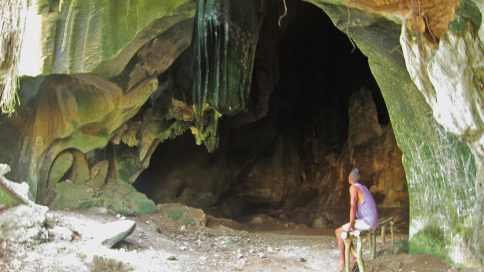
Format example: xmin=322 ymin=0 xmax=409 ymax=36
xmin=0 ymin=0 xmax=28 ymax=115
xmin=278 ymin=0 xmax=287 ymax=27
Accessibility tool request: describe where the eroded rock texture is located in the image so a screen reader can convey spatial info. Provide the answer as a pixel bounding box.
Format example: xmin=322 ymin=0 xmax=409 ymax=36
xmin=310 ymin=0 xmax=482 ymax=267
xmin=0 ymin=0 xmax=482 ymax=269
xmin=134 ymin=3 xmax=407 ymax=230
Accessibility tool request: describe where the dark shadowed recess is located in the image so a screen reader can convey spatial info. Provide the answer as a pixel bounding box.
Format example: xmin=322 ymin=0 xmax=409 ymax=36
xmin=134 ymin=2 xmax=391 ymax=223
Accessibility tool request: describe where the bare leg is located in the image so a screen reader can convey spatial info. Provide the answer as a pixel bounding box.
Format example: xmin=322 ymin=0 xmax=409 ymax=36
xmin=335 ymin=227 xmax=346 ymax=270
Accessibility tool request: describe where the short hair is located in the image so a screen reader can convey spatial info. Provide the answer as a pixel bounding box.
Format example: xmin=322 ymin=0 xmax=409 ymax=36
xmin=350 ymin=168 xmax=362 ymax=182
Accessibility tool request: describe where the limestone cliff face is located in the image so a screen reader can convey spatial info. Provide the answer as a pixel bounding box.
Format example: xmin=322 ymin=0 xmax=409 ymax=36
xmin=400 ymin=5 xmax=484 ymax=266
xmin=0 ymin=0 xmax=483 ymax=269
xmin=0 ymin=0 xmax=197 ymax=215
xmin=308 ymin=0 xmax=482 ymax=267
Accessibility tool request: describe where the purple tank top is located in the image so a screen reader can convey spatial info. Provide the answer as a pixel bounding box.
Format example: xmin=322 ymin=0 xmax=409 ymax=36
xmin=353 ymin=183 xmax=378 ymax=228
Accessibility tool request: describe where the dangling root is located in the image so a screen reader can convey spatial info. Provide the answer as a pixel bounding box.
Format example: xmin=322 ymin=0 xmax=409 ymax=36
xmin=346 ymin=7 xmax=356 ymax=53
xmin=278 ymin=0 xmax=287 ymax=27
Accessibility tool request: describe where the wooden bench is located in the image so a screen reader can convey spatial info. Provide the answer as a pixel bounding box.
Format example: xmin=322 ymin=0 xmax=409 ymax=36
xmin=340 ymin=217 xmax=394 ymax=272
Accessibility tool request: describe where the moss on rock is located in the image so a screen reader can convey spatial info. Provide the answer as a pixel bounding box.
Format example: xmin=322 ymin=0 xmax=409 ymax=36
xmin=313 ymin=2 xmax=480 ymax=268
xmin=50 ymin=179 xmax=157 ymax=215
xmin=43 ymin=0 xmax=196 ymax=77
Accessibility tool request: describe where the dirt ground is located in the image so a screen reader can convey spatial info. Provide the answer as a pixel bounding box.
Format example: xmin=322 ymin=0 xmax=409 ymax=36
xmin=0 ymin=209 xmax=481 ymax=272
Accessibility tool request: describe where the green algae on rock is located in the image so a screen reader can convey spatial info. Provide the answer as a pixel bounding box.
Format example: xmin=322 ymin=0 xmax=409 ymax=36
xmin=312 ymin=2 xmax=481 ymax=268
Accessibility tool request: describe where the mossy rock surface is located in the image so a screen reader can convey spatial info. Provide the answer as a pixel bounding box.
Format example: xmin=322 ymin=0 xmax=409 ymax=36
xmin=314 ymin=3 xmax=479 ymax=268
xmin=158 ymin=203 xmax=206 ymax=227
xmin=50 ymin=180 xmax=157 ymax=215
xmin=43 ymin=0 xmax=196 ymax=77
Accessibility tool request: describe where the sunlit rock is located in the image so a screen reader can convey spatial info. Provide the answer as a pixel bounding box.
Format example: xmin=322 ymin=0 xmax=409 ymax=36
xmin=16 ymin=0 xmax=196 ymax=78
xmin=399 ymin=2 xmax=484 ymax=267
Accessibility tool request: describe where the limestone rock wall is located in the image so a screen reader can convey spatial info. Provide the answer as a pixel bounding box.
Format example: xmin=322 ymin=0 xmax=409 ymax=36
xmin=17 ymin=0 xmax=196 ymax=78
xmin=134 ymin=4 xmax=408 ymax=231
xmin=400 ymin=1 xmax=484 ymax=266
xmin=1 ymin=0 xmax=482 ymax=268
xmin=0 ymin=0 xmax=196 ymax=216
xmin=312 ymin=1 xmax=482 ymax=268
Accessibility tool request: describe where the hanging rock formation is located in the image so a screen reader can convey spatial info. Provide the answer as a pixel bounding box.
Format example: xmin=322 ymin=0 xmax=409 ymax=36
xmin=0 ymin=0 xmax=482 ymax=269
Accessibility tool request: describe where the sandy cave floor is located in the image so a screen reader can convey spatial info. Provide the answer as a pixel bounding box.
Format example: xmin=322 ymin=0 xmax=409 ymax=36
xmin=0 ymin=210 xmax=481 ymax=272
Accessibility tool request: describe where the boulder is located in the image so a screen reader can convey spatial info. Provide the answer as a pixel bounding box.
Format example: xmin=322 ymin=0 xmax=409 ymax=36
xmin=0 ymin=164 xmax=33 ymax=205
xmin=157 ymin=203 xmax=207 ymax=227
xmin=50 ymin=180 xmax=157 ymax=215
xmin=94 ymin=220 xmax=136 ymax=248
xmin=0 ymin=204 xmax=49 ymax=244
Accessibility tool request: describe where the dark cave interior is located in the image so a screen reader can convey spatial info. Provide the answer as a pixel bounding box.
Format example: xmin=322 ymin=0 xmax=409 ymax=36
xmin=133 ymin=2 xmax=396 ymax=225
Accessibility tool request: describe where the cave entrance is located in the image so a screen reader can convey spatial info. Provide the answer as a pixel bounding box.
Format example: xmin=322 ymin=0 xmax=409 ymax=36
xmin=134 ymin=2 xmax=408 ymax=230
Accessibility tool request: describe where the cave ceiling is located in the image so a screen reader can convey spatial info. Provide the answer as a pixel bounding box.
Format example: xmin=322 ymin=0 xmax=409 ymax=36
xmin=0 ymin=0 xmax=483 ymax=268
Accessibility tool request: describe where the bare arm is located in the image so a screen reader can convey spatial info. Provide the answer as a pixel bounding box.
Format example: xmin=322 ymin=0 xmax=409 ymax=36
xmin=348 ymin=185 xmax=358 ymax=231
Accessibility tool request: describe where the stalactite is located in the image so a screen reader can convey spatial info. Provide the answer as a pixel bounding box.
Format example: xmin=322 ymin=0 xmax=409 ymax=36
xmin=192 ymin=0 xmax=259 ymax=152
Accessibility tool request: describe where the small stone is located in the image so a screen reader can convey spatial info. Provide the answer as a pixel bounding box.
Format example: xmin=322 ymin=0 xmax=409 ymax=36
xmin=10 ymin=259 xmax=21 ymax=270
xmin=258 ymin=253 xmax=266 ymax=258
xmin=179 ymin=246 xmax=188 ymax=251
xmin=237 ymin=253 xmax=244 ymax=259
xmin=249 ymin=249 xmax=255 ymax=253
xmin=200 ymin=256 xmax=208 ymax=261
xmin=167 ymin=255 xmax=177 ymax=260
xmin=299 ymin=257 xmax=306 ymax=262
xmin=48 ymin=226 xmax=75 ymax=241
xmin=267 ymin=247 xmax=273 ymax=252
xmin=96 ymin=220 xmax=136 ymax=248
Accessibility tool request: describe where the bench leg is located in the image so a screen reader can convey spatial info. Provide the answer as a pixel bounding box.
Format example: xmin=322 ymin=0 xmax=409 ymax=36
xmin=356 ymin=235 xmax=365 ymax=272
xmin=371 ymin=231 xmax=377 ymax=260
xmin=343 ymin=236 xmax=351 ymax=272
xmin=390 ymin=221 xmax=395 ymax=245
xmin=381 ymin=225 xmax=386 ymax=245
xmin=367 ymin=232 xmax=372 ymax=257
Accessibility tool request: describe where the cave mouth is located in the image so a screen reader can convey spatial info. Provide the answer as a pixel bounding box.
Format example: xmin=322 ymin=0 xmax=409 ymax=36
xmin=134 ymin=2 xmax=407 ymax=229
